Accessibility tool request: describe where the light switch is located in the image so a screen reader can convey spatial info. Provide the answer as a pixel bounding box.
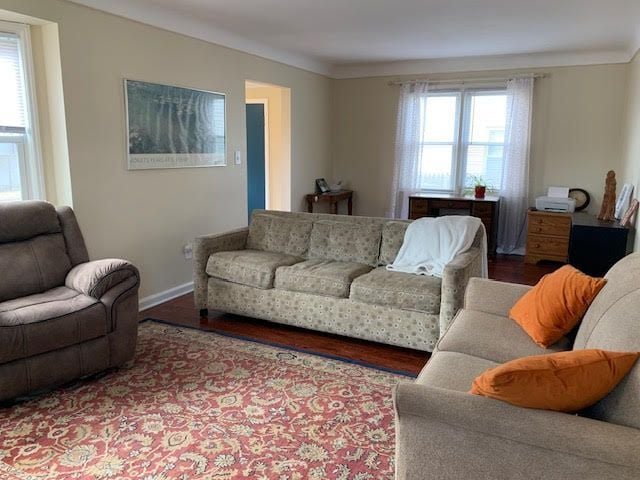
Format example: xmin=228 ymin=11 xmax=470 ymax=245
xmin=234 ymin=151 xmax=242 ymax=165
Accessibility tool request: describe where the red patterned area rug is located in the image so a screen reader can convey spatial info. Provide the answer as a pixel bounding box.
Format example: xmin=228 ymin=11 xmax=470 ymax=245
xmin=0 ymin=321 xmax=410 ymax=479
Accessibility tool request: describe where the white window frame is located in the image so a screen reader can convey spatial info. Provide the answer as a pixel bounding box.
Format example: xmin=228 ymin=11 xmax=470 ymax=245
xmin=419 ymin=86 xmax=507 ymax=195
xmin=0 ymin=20 xmax=44 ymax=201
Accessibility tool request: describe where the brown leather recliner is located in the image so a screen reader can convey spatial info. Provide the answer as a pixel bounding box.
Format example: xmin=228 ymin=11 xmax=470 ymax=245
xmin=0 ymin=201 xmax=140 ymax=401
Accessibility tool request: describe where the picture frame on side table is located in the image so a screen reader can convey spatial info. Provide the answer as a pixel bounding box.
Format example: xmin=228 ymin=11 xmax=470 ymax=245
xmin=124 ymin=79 xmax=226 ymax=170
xmin=315 ymin=178 xmax=330 ymax=194
xmin=615 ymin=183 xmax=633 ymax=219
xmin=620 ymin=199 xmax=639 ymax=228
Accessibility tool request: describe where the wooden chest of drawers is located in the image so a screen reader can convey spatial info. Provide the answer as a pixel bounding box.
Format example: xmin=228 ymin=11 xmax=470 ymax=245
xmin=525 ymin=210 xmax=571 ymax=264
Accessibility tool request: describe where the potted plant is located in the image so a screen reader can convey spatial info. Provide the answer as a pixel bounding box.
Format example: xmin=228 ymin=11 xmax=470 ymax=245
xmin=469 ymin=175 xmax=487 ymax=199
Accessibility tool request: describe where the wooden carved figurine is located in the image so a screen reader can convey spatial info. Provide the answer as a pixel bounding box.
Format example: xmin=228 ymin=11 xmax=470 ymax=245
xmin=598 ymin=170 xmax=617 ymax=221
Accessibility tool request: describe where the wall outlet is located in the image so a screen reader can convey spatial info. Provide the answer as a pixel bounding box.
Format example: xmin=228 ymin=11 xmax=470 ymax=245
xmin=234 ymin=150 xmax=242 ymax=165
xmin=183 ymin=243 xmax=193 ymax=260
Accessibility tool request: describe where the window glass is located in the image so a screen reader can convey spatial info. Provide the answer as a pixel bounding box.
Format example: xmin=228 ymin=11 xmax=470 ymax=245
xmin=0 ymin=26 xmax=40 ymax=202
xmin=421 ymin=95 xmax=457 ymax=143
xmin=418 ymin=89 xmax=507 ymax=193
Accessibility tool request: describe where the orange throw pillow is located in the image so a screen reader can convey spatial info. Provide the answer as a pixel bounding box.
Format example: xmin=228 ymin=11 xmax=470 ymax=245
xmin=470 ymin=349 xmax=639 ymax=412
xmin=509 ymin=265 xmax=606 ymax=347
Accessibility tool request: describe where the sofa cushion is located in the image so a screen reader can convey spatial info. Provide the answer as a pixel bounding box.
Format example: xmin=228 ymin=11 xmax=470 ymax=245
xmin=350 ymin=267 xmax=441 ymax=313
xmin=568 ymin=253 xmax=640 ymax=429
xmin=309 ymin=221 xmax=383 ymax=267
xmin=438 ymin=309 xmax=572 ymax=364
xmin=0 ymin=234 xmax=72 ymax=303
xmin=246 ymin=213 xmax=313 ymax=257
xmin=379 ymin=221 xmax=409 ymax=265
xmin=206 ymin=249 xmax=301 ymax=289
xmin=275 ymin=259 xmax=372 ymax=298
xmin=0 ymin=286 xmax=107 ymax=364
xmin=416 ymin=351 xmax=499 ymax=392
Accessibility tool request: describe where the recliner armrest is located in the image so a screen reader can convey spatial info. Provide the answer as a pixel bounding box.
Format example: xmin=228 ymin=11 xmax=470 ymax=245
xmin=463 ymin=277 xmax=531 ymax=317
xmin=65 ymin=259 xmax=139 ymax=299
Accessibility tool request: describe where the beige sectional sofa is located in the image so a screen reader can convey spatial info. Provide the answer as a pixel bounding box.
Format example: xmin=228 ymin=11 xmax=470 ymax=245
xmin=194 ymin=210 xmax=484 ymax=351
xmin=394 ymin=252 xmax=640 ymax=479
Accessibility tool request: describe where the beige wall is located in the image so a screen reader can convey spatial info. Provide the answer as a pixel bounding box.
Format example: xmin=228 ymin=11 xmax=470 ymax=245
xmin=621 ymin=50 xmax=640 ymax=250
xmin=0 ymin=0 xmax=332 ymax=301
xmin=246 ymin=84 xmax=292 ymax=211
xmin=332 ymin=64 xmax=629 ymax=218
xmin=30 ymin=22 xmax=72 ymax=206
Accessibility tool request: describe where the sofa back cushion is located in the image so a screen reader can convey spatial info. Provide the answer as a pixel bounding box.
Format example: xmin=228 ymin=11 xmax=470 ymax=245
xmin=247 ymin=213 xmax=313 ymax=257
xmin=573 ymin=252 xmax=640 ymax=428
xmin=0 ymin=201 xmax=73 ymax=302
xmin=309 ymin=221 xmax=382 ymax=267
xmin=379 ymin=221 xmax=409 ymax=265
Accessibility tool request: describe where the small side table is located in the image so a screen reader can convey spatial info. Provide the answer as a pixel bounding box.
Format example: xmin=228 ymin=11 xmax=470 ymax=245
xmin=305 ymin=190 xmax=353 ymax=215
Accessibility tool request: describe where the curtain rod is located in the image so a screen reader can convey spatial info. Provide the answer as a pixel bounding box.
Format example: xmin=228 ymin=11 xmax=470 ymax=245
xmin=387 ymin=73 xmax=546 ymax=87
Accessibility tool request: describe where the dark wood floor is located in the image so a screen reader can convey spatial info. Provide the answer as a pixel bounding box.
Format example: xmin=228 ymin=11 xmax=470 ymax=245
xmin=142 ymin=255 xmax=561 ymax=376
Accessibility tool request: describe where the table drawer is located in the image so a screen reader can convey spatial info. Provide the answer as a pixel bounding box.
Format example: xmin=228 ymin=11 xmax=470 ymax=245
xmin=527 ymin=234 xmax=569 ymax=256
xmin=430 ymin=199 xmax=472 ymax=210
xmin=528 ymin=222 xmax=570 ymax=237
xmin=528 ymin=214 xmax=571 ymax=228
xmin=472 ymin=203 xmax=494 ymax=216
xmin=410 ymin=198 xmax=429 ymax=213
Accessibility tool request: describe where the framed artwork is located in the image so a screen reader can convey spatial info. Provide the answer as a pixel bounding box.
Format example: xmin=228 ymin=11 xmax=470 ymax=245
xmin=620 ymin=198 xmax=639 ymax=227
xmin=124 ymin=79 xmax=226 ymax=170
xmin=315 ymin=178 xmax=330 ymax=194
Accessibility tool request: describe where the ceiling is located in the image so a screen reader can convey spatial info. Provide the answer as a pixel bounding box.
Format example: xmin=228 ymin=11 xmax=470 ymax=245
xmin=71 ymin=0 xmax=640 ymax=78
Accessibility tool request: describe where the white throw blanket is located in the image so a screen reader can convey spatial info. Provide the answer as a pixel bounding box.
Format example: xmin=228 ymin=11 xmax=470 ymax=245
xmin=387 ymin=216 xmax=488 ymax=278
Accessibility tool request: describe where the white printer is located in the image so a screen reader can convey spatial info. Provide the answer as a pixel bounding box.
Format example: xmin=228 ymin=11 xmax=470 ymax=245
xmin=535 ymin=186 xmax=576 ymax=213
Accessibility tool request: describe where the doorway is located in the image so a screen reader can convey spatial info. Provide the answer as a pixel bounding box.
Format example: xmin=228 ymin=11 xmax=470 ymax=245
xmin=246 ymin=101 xmax=268 ymax=223
xmin=245 ymin=81 xmax=292 ymax=218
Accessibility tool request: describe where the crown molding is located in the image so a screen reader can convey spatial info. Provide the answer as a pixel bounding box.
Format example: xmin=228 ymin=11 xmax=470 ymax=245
xmin=68 ymin=1 xmax=639 ymax=80
xmin=68 ymin=0 xmax=333 ymax=76
xmin=330 ymin=50 xmax=634 ymax=79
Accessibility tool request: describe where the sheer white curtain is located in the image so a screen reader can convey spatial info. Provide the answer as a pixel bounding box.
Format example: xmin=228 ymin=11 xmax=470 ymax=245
xmin=497 ymin=77 xmax=534 ymax=254
xmin=387 ymin=82 xmax=429 ymax=218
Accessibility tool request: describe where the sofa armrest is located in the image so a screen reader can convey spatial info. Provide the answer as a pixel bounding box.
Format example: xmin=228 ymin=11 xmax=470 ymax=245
xmin=65 ymin=259 xmax=139 ymax=299
xmin=395 ymin=383 xmax=640 ymax=472
xmin=193 ymin=227 xmax=249 ymax=309
xmin=440 ymin=247 xmax=482 ymax=333
xmin=464 ymin=277 xmax=531 ymax=317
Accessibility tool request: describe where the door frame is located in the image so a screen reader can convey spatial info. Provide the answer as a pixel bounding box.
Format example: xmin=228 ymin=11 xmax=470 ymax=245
xmin=246 ymin=98 xmax=270 ymax=209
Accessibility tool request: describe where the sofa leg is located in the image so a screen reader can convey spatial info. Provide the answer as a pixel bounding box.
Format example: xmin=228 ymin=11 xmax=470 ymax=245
xmin=199 ymin=308 xmax=208 ymax=319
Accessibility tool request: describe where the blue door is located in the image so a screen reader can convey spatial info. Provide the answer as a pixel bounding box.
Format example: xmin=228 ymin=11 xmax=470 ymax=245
xmin=246 ymin=103 xmax=266 ymax=223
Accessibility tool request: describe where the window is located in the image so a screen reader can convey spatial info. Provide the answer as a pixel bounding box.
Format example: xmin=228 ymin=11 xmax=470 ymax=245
xmin=417 ymin=89 xmax=507 ymax=193
xmin=0 ymin=21 xmax=42 ymax=201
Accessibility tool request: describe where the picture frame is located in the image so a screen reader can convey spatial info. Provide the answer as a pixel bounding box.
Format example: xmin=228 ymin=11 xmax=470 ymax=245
xmin=124 ymin=79 xmax=226 ymax=170
xmin=615 ymin=183 xmax=633 ymax=219
xmin=315 ymin=178 xmax=330 ymax=194
xmin=620 ymin=198 xmax=639 ymax=227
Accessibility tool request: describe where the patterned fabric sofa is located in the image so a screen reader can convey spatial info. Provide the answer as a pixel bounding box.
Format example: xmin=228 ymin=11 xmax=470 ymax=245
xmin=194 ymin=210 xmax=484 ymax=351
xmin=394 ymin=253 xmax=640 ymax=479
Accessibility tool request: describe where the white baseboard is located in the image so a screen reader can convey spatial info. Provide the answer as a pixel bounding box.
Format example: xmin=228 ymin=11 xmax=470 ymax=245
xmin=139 ymin=281 xmax=194 ymax=311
